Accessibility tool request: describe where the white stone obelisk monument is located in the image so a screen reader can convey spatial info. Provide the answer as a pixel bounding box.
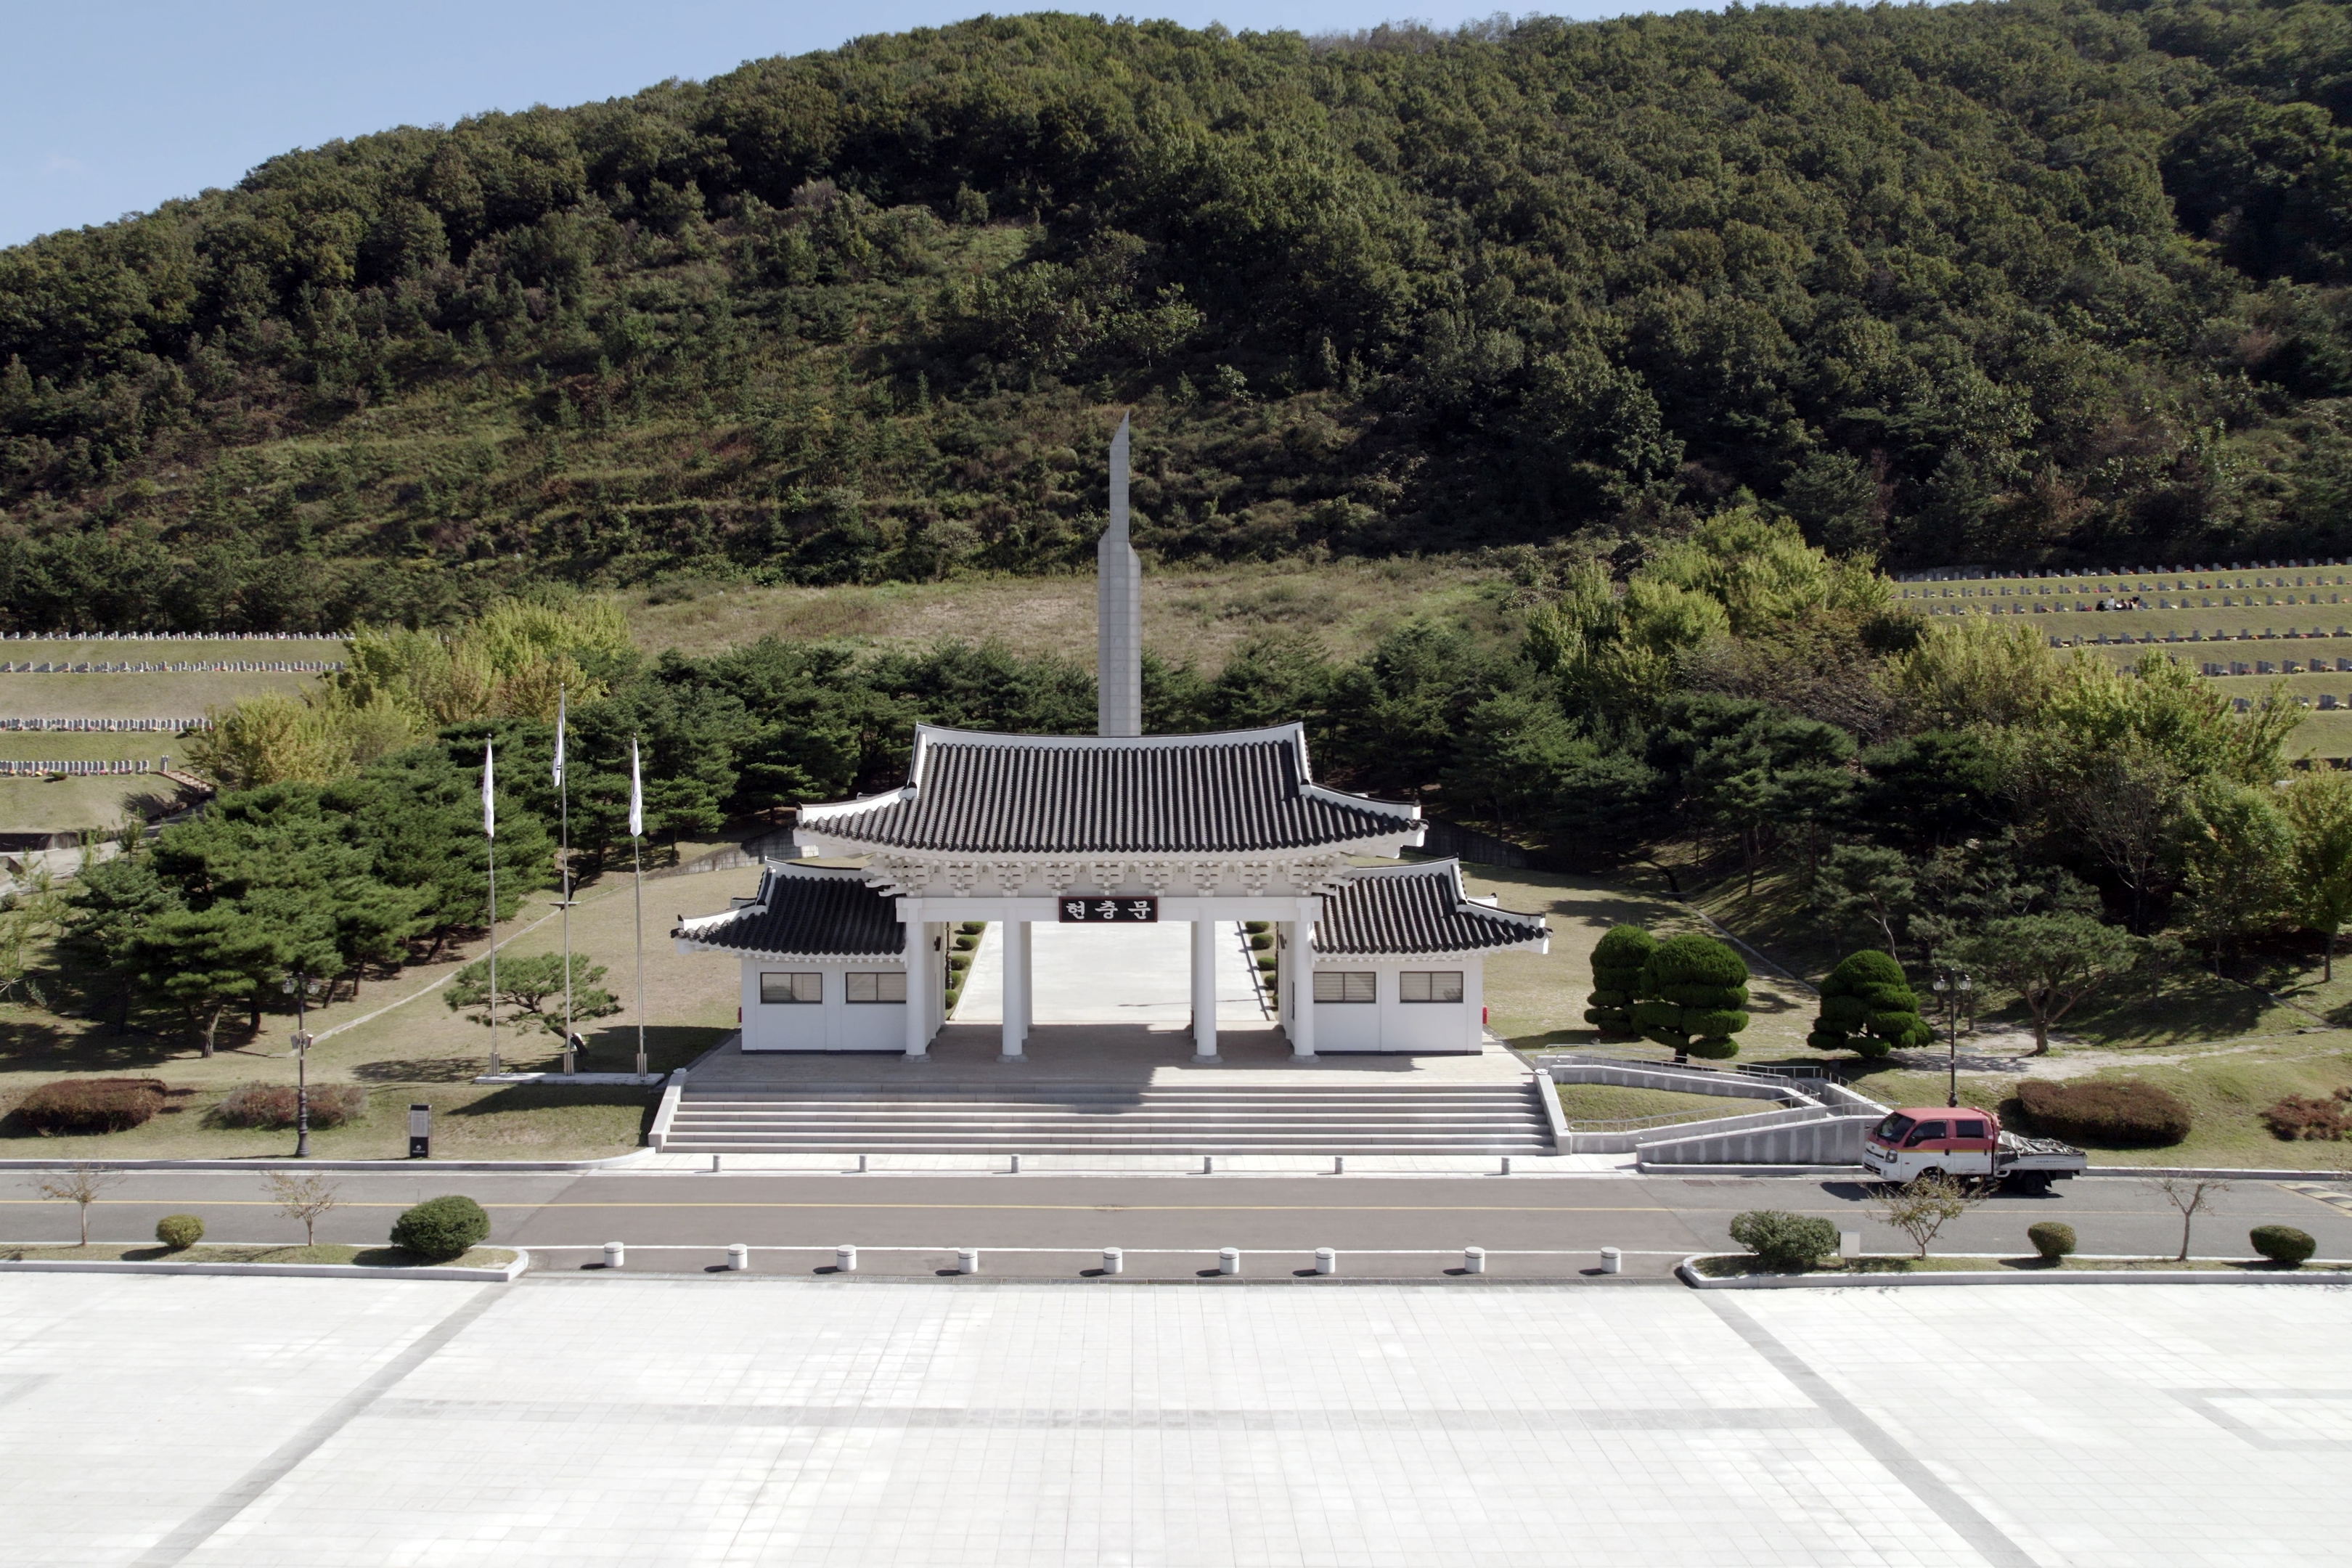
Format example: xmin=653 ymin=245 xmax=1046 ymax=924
xmin=1097 ymin=412 xmax=1142 ymax=737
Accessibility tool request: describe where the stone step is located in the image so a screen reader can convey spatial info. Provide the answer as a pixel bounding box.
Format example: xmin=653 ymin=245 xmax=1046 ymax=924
xmin=661 ymin=1079 xmax=1555 ymax=1153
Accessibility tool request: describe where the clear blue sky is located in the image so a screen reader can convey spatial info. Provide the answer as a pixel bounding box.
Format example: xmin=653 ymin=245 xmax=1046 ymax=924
xmin=2 ymin=1 xmax=1676 ymax=249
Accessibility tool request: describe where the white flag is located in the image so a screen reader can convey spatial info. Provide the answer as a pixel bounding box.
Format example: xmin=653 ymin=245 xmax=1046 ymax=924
xmin=481 ymin=740 xmax=495 ymax=840
xmin=552 ymin=690 xmax=565 ymax=788
xmin=628 ymin=736 xmax=643 ymax=839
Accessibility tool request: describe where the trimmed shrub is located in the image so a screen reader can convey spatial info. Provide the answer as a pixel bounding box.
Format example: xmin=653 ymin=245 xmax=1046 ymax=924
xmin=16 ymin=1077 xmax=166 ymax=1135
xmin=2250 ymin=1225 xmax=2316 ymax=1266
xmin=1809 ymin=950 xmax=1932 ymax=1060
xmin=1727 ymin=1209 xmax=1837 ymax=1270
xmin=390 ymin=1195 xmax=490 ymax=1262
xmin=2016 ymin=1079 xmax=2191 ymax=1146
xmin=2260 ymin=1090 xmax=2352 ymax=1141
xmin=1583 ymin=924 xmax=1653 ymax=1037
xmin=1249 ymin=933 xmax=1273 ymax=951
xmin=155 ymin=1214 xmax=205 ymax=1250
xmin=2026 ymin=1222 xmax=2075 ymax=1262
xmin=1634 ymin=934 xmax=1749 ymax=1059
xmin=212 ymin=1083 xmax=369 ymax=1130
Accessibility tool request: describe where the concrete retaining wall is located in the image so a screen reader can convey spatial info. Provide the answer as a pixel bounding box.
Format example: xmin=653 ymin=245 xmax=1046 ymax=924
xmin=1573 ymin=1103 xmax=1837 ymax=1155
xmin=1637 ymin=1113 xmax=1879 ymax=1167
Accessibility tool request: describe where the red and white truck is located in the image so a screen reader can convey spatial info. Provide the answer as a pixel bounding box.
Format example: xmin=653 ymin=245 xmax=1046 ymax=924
xmin=1861 ymin=1106 xmax=2088 ymax=1193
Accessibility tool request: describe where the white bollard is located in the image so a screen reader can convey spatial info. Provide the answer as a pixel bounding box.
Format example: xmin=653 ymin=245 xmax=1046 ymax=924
xmin=726 ymin=1244 xmax=748 ymax=1272
xmin=957 ymin=1247 xmax=980 ymax=1275
xmin=836 ymin=1244 xmax=857 ymax=1273
xmin=1202 ymin=1154 xmax=1215 ymax=1175
xmin=603 ymin=1241 xmax=625 ymax=1270
xmin=1839 ymin=1231 xmax=1862 ymax=1259
xmin=1333 ymin=1155 xmax=1345 ymax=1175
xmin=1500 ymin=1156 xmax=1513 ymax=1175
xmin=1315 ymin=1246 xmax=1337 ymax=1276
xmin=1600 ymin=1246 xmax=1622 ymax=1275
xmin=1463 ymin=1246 xmax=1487 ymax=1275
xmin=711 ymin=1153 xmax=722 ymax=1173
xmin=857 ymin=1153 xmax=869 ymax=1174
xmin=1009 ymin=1153 xmax=1021 ymax=1174
xmin=1218 ymin=1246 xmax=1241 ymax=1276
xmin=1102 ymin=1246 xmax=1123 ymax=1275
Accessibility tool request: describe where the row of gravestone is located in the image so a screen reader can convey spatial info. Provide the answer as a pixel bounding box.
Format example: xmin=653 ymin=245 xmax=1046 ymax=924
xmin=0 ymin=661 xmax=343 ymax=674
xmin=0 ymin=718 xmax=209 ymax=731
xmin=1923 ymin=595 xmax=2343 ymax=611
xmin=0 ymin=759 xmax=159 ymax=775
xmin=0 ymin=631 xmax=348 ymax=640
xmin=2200 ymin=659 xmax=2352 ymax=677
xmin=1898 ymin=558 xmax=2346 ymax=582
xmin=2050 ymin=629 xmax=2344 ymax=646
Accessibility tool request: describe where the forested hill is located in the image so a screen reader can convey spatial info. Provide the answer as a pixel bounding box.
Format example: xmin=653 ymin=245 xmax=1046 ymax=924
xmin=7 ymin=2 xmax=2352 ymax=632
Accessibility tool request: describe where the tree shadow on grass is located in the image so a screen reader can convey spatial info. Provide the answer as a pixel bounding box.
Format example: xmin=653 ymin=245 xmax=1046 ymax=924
xmin=352 ymin=1057 xmax=487 ymax=1084
xmin=0 ymin=1018 xmax=198 ymax=1075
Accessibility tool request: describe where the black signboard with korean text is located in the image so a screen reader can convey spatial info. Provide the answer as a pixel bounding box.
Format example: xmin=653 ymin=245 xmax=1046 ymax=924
xmin=1059 ymin=895 xmax=1159 ymax=923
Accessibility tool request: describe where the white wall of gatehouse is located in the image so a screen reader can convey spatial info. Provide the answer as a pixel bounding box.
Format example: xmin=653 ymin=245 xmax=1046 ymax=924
xmin=1278 ymin=947 xmax=1487 ymax=1054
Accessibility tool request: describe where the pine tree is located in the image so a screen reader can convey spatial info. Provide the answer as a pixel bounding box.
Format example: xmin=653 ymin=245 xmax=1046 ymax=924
xmin=1633 ymin=933 xmax=1750 ymax=1061
xmin=1583 ymin=924 xmax=1654 ymax=1037
xmin=1808 ymin=950 xmax=1932 ymax=1059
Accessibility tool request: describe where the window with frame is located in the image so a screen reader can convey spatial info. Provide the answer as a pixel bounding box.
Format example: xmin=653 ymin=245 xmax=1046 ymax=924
xmin=1400 ymin=971 xmax=1464 ymax=1003
xmin=1313 ymin=971 xmax=1376 ymax=1003
xmin=760 ymin=971 xmax=822 ymax=1004
xmin=845 ymin=971 xmax=907 ymax=1003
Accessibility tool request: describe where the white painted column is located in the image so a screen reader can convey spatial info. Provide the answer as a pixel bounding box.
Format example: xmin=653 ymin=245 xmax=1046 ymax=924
xmin=1019 ymin=920 xmax=1034 ymax=1040
xmin=1191 ymin=918 xmax=1220 ymax=1062
xmin=1291 ymin=919 xmax=1317 ymax=1058
xmin=1463 ymin=955 xmax=1485 ymax=1052
xmin=1001 ymin=920 xmax=1028 ymax=1061
xmin=903 ymin=914 xmax=929 ymax=1058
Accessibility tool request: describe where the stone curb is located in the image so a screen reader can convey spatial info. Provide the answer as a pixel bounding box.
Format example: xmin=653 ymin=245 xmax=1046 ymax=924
xmin=0 ymin=1249 xmax=530 ymax=1282
xmin=2078 ymin=1167 xmax=2352 ymax=1182
xmin=0 ymin=1151 xmax=655 ymax=1174
xmin=1675 ymin=1253 xmax=2352 ymax=1289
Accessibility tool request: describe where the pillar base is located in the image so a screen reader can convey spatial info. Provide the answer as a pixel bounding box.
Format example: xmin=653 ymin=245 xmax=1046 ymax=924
xmin=999 ymin=1052 xmax=1029 ymax=1064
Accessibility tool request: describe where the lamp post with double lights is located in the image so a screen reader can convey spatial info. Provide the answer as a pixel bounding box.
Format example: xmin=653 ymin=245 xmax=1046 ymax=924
xmin=281 ymin=971 xmax=315 ymax=1157
xmin=1930 ymin=969 xmax=1972 ymax=1109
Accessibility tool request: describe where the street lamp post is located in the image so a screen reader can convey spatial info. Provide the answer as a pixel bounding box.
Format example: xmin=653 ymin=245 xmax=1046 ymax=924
xmin=282 ymin=973 xmax=314 ymax=1158
xmin=1930 ymin=970 xmax=1972 ymax=1109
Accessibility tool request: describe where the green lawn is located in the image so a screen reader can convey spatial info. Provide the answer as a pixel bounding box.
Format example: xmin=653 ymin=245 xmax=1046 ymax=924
xmin=1554 ymin=1082 xmax=1767 ymax=1127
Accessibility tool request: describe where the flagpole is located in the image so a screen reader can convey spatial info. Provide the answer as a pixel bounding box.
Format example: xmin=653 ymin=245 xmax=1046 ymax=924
xmin=483 ymin=740 xmax=499 ymax=1077
xmin=630 ymin=735 xmax=647 ymax=1077
xmin=555 ymin=689 xmax=574 ymax=1076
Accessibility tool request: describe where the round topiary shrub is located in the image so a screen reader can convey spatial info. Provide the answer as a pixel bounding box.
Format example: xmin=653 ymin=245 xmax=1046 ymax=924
xmin=2016 ymin=1079 xmax=2192 ymax=1146
xmin=1583 ymin=925 xmax=1654 ymax=1037
xmin=155 ymin=1214 xmax=204 ymax=1251
xmin=2026 ymin=1222 xmax=2075 ymax=1262
xmin=2250 ymin=1225 xmax=2316 ymax=1266
xmin=390 ymin=1195 xmax=490 ymax=1262
xmin=1809 ymin=950 xmax=1933 ymax=1060
xmin=1633 ymin=933 xmax=1749 ymax=1060
xmin=1727 ymin=1209 xmax=1838 ymax=1270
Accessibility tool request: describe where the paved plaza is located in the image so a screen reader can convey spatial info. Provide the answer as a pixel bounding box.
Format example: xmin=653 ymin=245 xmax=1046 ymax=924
xmin=1 ymin=1273 xmax=2345 ymax=1566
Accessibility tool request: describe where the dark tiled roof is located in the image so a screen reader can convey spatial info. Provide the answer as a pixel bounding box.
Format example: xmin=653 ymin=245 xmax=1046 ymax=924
xmin=678 ymin=868 xmax=904 ymax=957
xmin=1315 ymin=861 xmax=1548 ymax=957
xmin=799 ymin=724 xmax=1416 ymax=855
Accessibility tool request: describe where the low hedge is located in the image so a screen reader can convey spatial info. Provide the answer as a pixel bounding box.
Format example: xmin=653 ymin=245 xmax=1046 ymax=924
xmin=390 ymin=1195 xmax=490 ymax=1262
xmin=1727 ymin=1209 xmax=1837 ymax=1270
xmin=2016 ymin=1078 xmax=2191 ymax=1146
xmin=2027 ymin=1222 xmax=2075 ymax=1261
xmin=212 ymin=1083 xmax=369 ymax=1130
xmin=155 ymin=1214 xmax=204 ymax=1250
xmin=16 ymin=1077 xmax=166 ymax=1135
xmin=2250 ymin=1225 xmax=2316 ymax=1265
xmin=2260 ymin=1091 xmax=2352 ymax=1141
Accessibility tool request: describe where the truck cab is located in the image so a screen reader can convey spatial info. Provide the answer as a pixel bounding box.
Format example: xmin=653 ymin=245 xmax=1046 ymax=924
xmin=1861 ymin=1106 xmax=2086 ymax=1192
xmin=1863 ymin=1108 xmax=1998 ymax=1183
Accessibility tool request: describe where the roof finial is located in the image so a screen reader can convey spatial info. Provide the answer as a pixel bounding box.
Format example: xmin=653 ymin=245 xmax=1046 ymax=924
xmin=1097 ymin=412 xmax=1141 ymax=737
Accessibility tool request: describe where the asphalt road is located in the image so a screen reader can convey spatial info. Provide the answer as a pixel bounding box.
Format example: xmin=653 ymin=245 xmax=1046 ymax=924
xmin=5 ymin=1168 xmax=2350 ymax=1280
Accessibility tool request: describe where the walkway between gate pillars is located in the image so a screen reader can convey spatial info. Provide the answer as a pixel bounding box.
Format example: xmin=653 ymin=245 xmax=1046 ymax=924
xmin=905 ymin=897 xmax=1318 ymax=1062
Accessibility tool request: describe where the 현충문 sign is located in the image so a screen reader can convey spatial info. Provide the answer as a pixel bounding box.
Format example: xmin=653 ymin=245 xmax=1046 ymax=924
xmin=1059 ymin=896 xmax=1158 ymax=923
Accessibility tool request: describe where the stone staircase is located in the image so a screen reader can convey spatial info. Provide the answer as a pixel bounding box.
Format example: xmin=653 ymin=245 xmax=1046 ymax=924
xmin=659 ymin=1082 xmax=1553 ymax=1155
